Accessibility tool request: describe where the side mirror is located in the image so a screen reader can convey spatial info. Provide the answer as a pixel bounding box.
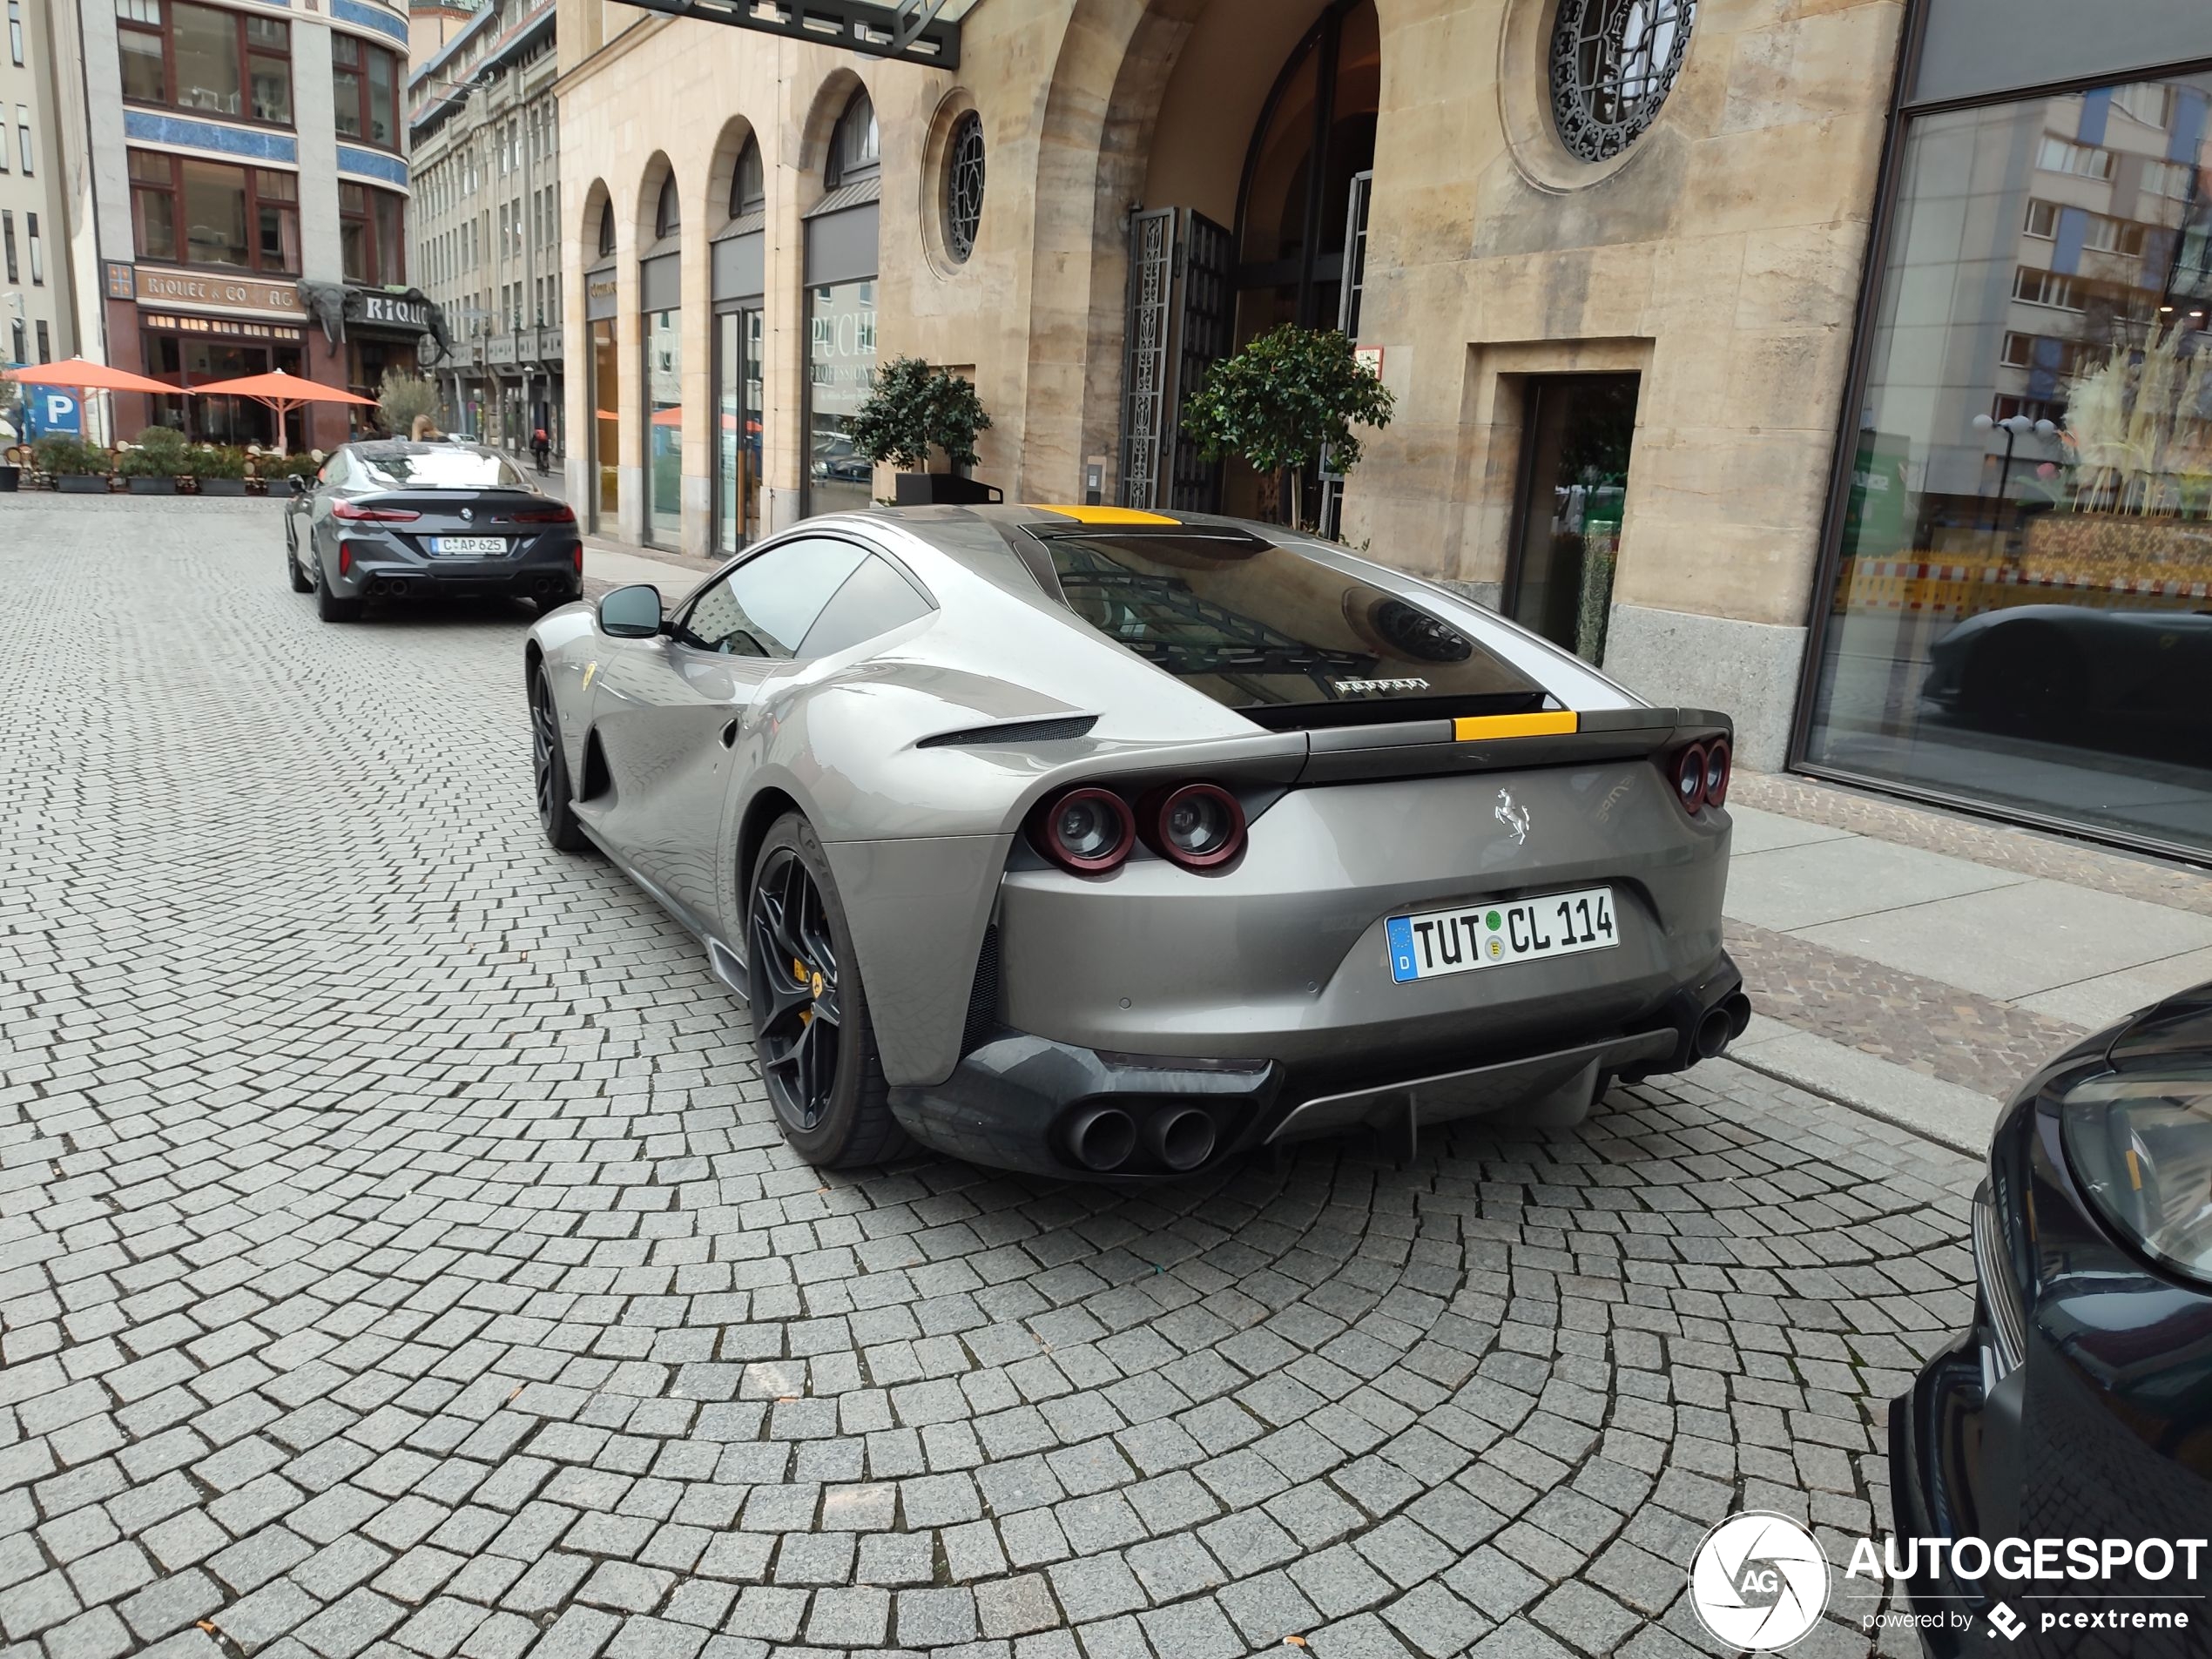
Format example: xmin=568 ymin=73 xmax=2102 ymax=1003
xmin=597 ymin=584 xmax=664 ymax=638
xmin=288 ymin=473 xmax=307 ymax=496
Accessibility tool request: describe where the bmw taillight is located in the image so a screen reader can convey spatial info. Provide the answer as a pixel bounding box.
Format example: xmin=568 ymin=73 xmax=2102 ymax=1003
xmin=1703 ymin=739 xmax=1731 ymax=809
xmin=332 ymin=499 xmax=420 ymax=523
xmin=1030 ymin=786 xmax=1135 ymax=874
xmin=1147 ymin=783 xmax=1246 ymax=870
xmin=1670 ymin=743 xmax=1709 ymax=814
xmin=511 ymin=504 xmax=576 ymax=524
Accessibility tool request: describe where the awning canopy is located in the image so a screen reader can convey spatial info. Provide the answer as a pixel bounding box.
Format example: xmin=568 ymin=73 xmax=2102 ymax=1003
xmin=610 ymin=0 xmax=983 ymax=67
xmin=3 ymin=357 xmax=183 ymax=396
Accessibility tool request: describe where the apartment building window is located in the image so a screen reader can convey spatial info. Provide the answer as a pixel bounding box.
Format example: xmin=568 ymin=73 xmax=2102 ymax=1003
xmin=115 ymin=0 xmax=292 ymax=125
xmin=8 ymin=320 xmax=21 ymax=364
xmin=9 ymin=0 xmax=23 ymax=66
xmin=340 ymin=181 xmax=404 ymax=284
xmin=2021 ymin=199 xmax=2148 ymax=257
xmin=2036 ymin=134 xmax=2113 ymax=179
xmin=1 ymin=210 xmax=14 ymax=281
xmin=25 ymin=210 xmax=39 ymax=283
xmin=15 ymin=104 xmax=29 ymax=172
xmin=331 ymin=34 xmax=399 ymax=150
xmin=35 ymin=320 xmax=48 ymax=361
xmin=2012 ymin=266 xmax=2083 ymax=310
xmin=129 ymin=150 xmax=300 ymax=273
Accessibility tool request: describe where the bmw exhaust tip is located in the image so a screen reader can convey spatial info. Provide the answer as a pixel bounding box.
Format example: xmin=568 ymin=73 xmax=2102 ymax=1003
xmin=1146 ymin=1108 xmax=1216 ymax=1173
xmin=1066 ymin=1107 xmax=1136 ymax=1173
xmin=1723 ymin=991 xmax=1752 ymax=1038
xmin=1694 ymin=1006 xmax=1733 ymax=1060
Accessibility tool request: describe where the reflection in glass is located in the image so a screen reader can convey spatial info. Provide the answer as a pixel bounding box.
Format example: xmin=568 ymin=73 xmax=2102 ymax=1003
xmin=646 ymin=307 xmax=682 ymax=546
xmin=1508 ymin=374 xmax=1638 ymax=664
xmin=716 ymin=307 xmax=763 ymax=554
xmin=806 ymin=280 xmax=876 ymax=516
xmin=1804 ymin=73 xmax=2212 ymax=856
xmin=591 ymin=319 xmax=619 ymax=529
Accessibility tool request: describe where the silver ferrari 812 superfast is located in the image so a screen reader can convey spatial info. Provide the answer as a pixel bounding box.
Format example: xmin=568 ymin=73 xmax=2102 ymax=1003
xmin=525 ymin=505 xmax=1747 ymax=1178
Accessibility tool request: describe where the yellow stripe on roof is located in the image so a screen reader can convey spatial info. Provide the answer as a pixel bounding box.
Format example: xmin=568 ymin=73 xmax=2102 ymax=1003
xmin=1026 ymin=504 xmax=1180 ymax=525
xmin=1454 ymin=711 xmax=1579 ymax=742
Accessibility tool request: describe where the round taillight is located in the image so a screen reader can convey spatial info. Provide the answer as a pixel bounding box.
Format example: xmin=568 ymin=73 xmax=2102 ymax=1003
xmin=1703 ymin=738 xmax=1731 ymax=809
xmin=1673 ymin=744 xmax=1709 ymax=813
xmin=1032 ymin=786 xmax=1134 ymax=873
xmin=1152 ymin=783 xmax=1246 ymax=870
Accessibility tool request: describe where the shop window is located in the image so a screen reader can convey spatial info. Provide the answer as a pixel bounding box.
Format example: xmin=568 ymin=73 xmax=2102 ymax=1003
xmin=332 ymin=33 xmax=400 ymax=150
xmin=340 ymin=181 xmax=405 ymax=285
xmin=128 ymin=150 xmax=298 ymax=274
xmin=1803 ymin=69 xmax=2212 ymax=860
xmin=114 ymin=0 xmax=290 ymax=125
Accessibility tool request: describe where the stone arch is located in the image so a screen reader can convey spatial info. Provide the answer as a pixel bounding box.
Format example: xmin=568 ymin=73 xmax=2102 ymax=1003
xmin=634 ymin=150 xmax=679 ymax=246
xmin=793 ymin=66 xmax=871 ymax=198
xmin=579 ymin=177 xmax=615 ymax=259
xmin=705 ymin=114 xmax=765 ymax=230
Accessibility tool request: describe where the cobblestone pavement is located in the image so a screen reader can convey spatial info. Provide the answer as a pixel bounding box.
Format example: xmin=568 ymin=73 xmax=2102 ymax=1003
xmin=2 ymin=498 xmax=1975 ymax=1659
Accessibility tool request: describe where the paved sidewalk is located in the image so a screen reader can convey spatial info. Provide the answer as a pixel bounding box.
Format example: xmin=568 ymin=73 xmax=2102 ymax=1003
xmin=1716 ymin=772 xmax=2212 ymax=1152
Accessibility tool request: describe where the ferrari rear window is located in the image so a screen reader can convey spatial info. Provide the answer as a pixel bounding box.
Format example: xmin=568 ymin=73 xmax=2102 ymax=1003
xmin=1029 ymin=530 xmax=1550 ymax=725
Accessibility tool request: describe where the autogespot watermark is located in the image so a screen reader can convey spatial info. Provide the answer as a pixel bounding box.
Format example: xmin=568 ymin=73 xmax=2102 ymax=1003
xmin=1684 ymin=1512 xmax=2209 ymax=1652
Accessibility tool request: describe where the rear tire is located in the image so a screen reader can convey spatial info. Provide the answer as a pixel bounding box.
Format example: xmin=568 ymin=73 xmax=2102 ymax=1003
xmin=314 ymin=556 xmax=362 ymax=623
xmin=286 ymin=530 xmax=312 ymax=592
xmin=531 ymin=667 xmax=590 ymax=852
xmin=747 ymin=814 xmax=906 ymax=1169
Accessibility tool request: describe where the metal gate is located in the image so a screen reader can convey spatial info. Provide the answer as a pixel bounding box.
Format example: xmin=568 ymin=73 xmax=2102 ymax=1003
xmin=1119 ymin=207 xmax=1232 ymax=512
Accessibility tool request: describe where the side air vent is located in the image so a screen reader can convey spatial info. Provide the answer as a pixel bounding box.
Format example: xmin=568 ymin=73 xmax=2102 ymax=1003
xmin=918 ymin=716 xmax=1098 ymax=749
xmin=961 ymin=926 xmax=1001 ymax=1054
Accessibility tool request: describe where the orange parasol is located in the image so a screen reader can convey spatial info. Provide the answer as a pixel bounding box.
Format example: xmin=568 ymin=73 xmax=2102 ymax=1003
xmin=187 ymin=368 xmax=379 ymax=456
xmin=4 ymin=357 xmax=188 ymax=445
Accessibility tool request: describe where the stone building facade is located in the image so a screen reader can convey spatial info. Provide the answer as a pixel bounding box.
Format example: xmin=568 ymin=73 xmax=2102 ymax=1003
xmin=408 ymin=0 xmax=564 ymax=455
xmin=556 ymin=0 xmax=1903 ymax=767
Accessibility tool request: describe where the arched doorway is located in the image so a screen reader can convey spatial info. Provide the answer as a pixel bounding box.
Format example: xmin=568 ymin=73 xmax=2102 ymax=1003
xmin=1121 ymin=0 xmax=1379 ymax=517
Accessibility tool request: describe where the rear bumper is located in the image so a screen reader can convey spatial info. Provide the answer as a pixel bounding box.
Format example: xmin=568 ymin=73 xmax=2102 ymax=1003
xmin=333 ymin=536 xmax=582 ymax=601
xmin=887 ymin=953 xmax=1747 ymax=1180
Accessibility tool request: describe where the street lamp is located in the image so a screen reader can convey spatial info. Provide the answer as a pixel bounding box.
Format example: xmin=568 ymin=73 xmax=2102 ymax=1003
xmin=1971 ymin=411 xmax=2056 ymax=536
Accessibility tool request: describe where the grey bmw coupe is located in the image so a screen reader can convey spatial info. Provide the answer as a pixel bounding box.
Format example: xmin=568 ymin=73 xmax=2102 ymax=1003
xmin=287 ymin=440 xmax=583 ymax=622
xmin=525 ymin=505 xmax=1747 ymax=1177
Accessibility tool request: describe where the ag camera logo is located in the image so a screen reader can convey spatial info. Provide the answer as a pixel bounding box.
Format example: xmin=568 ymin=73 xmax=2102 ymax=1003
xmin=1689 ymin=1512 xmax=1831 ymax=1651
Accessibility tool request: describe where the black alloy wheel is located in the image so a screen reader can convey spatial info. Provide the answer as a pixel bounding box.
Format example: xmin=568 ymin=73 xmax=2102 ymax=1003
xmin=531 ymin=669 xmax=588 ymax=850
xmin=752 ymin=846 xmax=844 ymax=1132
xmin=745 ymin=815 xmax=902 ymax=1167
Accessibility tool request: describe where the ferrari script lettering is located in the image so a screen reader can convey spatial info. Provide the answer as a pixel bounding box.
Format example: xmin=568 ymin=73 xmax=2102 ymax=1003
xmin=1332 ymin=677 xmax=1430 ymax=694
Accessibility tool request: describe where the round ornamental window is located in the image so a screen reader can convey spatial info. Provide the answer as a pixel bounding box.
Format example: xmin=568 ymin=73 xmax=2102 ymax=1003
xmin=1550 ymin=0 xmax=1696 ymax=164
xmin=944 ymin=111 xmax=985 ymax=264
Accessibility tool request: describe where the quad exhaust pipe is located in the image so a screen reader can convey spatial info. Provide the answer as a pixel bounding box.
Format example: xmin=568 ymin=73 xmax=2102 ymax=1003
xmin=1145 ymin=1108 xmax=1216 ymax=1173
xmin=1065 ymin=1107 xmax=1136 ymax=1173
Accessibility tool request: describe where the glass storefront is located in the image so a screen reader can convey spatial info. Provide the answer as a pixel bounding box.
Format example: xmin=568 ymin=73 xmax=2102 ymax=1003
xmin=591 ymin=319 xmax=618 ymax=529
xmin=806 ymin=279 xmax=876 ymax=516
xmin=1803 ymin=71 xmax=2212 ymax=858
xmin=715 ymin=307 xmax=763 ymax=554
xmin=645 ymin=307 xmax=682 ymax=546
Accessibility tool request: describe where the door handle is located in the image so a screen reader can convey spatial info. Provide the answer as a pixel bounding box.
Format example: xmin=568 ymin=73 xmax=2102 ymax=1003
xmin=720 ymin=718 xmax=740 ymax=748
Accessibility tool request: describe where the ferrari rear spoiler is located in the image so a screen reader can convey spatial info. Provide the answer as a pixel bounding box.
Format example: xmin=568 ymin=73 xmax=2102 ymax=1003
xmin=1292 ymin=706 xmax=1732 ymax=786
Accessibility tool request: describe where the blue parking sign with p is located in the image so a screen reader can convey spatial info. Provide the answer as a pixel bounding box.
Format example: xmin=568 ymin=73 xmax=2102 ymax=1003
xmin=27 ymin=391 xmax=81 ymax=436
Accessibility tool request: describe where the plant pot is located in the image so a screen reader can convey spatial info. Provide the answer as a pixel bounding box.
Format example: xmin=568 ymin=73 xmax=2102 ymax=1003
xmin=127 ymin=476 xmax=177 ymax=496
xmin=894 ymin=472 xmax=1002 ymax=507
xmin=199 ymin=477 xmax=249 ymax=496
xmin=0 ymin=465 xmax=17 ymax=494
xmin=57 ymin=475 xmax=111 ymax=494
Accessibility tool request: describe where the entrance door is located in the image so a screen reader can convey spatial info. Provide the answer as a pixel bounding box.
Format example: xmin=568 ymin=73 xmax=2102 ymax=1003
xmin=1505 ymin=374 xmax=1640 ymax=664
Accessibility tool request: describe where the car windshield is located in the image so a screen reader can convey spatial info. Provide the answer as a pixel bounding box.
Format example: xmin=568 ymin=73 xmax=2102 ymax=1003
xmin=350 ymin=448 xmax=525 ymax=490
xmin=1028 ymin=530 xmax=1551 ymax=725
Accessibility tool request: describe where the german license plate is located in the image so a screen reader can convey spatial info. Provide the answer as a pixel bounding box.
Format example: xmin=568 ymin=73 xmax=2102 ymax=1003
xmin=430 ymin=536 xmax=506 ymax=556
xmin=1386 ymin=886 xmax=1617 ymax=983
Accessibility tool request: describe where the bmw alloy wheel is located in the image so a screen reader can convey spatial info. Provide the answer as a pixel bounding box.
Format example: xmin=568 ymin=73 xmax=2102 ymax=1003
xmin=749 ymin=847 xmax=842 ymax=1132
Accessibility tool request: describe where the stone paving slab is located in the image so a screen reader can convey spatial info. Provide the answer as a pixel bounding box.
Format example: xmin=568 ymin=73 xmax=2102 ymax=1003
xmin=0 ymin=497 xmax=1982 ymax=1659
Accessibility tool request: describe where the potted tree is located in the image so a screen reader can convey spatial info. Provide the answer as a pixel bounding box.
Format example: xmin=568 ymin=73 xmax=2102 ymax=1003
xmin=36 ymin=435 xmax=114 ymax=493
xmin=379 ymin=369 xmax=438 ymax=442
xmin=846 ymin=355 xmax=998 ymax=506
xmin=119 ymin=424 xmax=189 ymax=494
xmin=1179 ymin=324 xmax=1395 ymax=533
